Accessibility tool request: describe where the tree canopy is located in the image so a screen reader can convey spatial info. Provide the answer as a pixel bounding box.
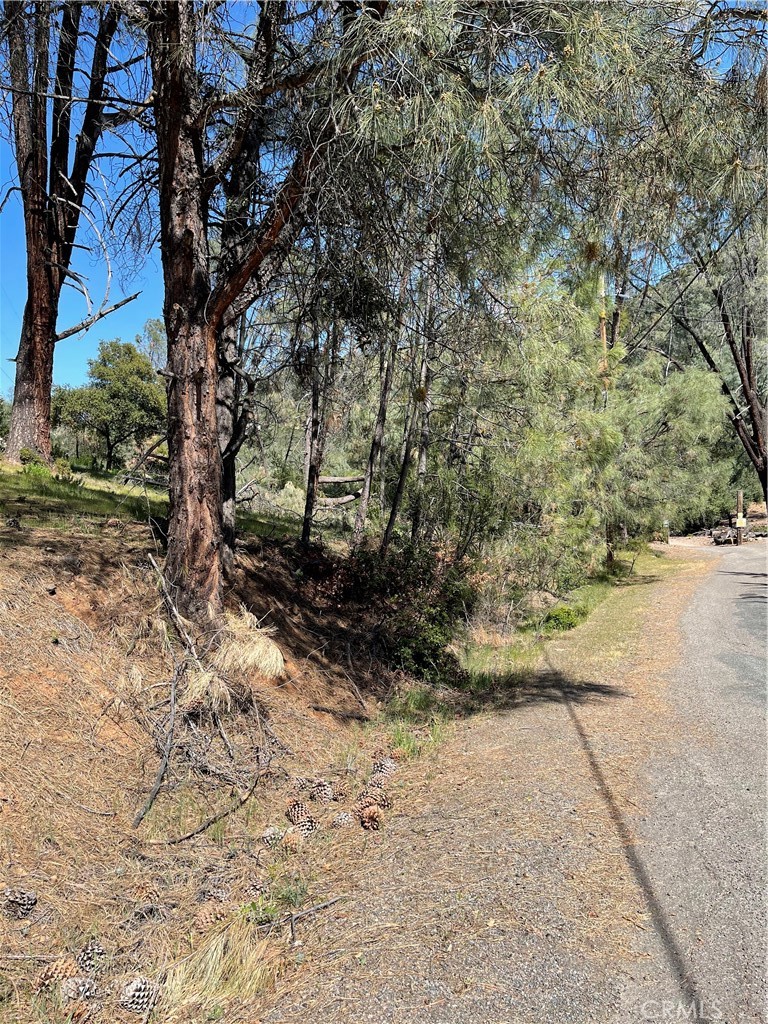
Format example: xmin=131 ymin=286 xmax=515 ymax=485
xmin=1 ymin=0 xmax=765 ymax=624
xmin=53 ymin=340 xmax=166 ymax=470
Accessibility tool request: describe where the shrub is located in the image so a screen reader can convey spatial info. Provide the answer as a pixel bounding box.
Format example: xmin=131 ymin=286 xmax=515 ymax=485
xmin=53 ymin=457 xmax=73 ymax=480
xmin=18 ymin=447 xmax=45 ymax=466
xmin=21 ymin=460 xmax=51 ymax=480
xmin=543 ymin=605 xmax=582 ymax=631
xmin=339 ymin=544 xmax=476 ymax=684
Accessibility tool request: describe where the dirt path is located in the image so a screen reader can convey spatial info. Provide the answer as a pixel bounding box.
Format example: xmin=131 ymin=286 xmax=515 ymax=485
xmin=260 ymin=545 xmax=765 ymax=1024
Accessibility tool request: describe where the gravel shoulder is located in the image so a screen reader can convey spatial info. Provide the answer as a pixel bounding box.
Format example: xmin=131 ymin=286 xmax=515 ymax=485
xmin=260 ymin=544 xmax=766 ymax=1024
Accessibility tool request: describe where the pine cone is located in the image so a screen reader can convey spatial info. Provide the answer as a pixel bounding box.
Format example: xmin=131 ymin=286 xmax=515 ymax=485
xmin=195 ymin=902 xmax=232 ymax=929
xmin=198 ymin=886 xmax=231 ymax=904
xmin=331 ymin=781 xmax=348 ymax=802
xmin=35 ymin=957 xmax=80 ymax=992
xmin=309 ymin=779 xmax=334 ymax=804
xmin=285 ymin=800 xmax=310 ymax=825
xmin=372 ymin=756 xmax=398 ymax=777
xmin=2 ymin=887 xmax=37 ymax=918
xmin=359 ymin=804 xmax=382 ymax=831
xmin=132 ymin=881 xmax=159 ymax=905
xmin=241 ymin=878 xmax=267 ymax=902
xmin=75 ymin=938 xmax=105 ymax=973
xmin=368 ymin=771 xmax=387 ymax=789
xmin=295 ymin=816 xmax=319 ymax=838
xmin=281 ymin=829 xmax=301 ymax=853
xmin=261 ymin=826 xmax=283 ymax=848
xmin=66 ymin=999 xmax=98 ymax=1023
xmin=353 ymin=792 xmax=379 ymax=814
xmin=330 ymin=811 xmax=354 ymax=829
xmin=60 ymin=976 xmax=98 ymax=1002
xmin=293 ymin=776 xmax=312 ymax=792
xmin=119 ymin=976 xmax=160 ymax=1014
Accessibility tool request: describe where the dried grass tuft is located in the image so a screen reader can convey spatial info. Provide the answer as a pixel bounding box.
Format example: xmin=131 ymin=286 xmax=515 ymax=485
xmin=163 ymin=915 xmax=277 ymax=1015
xmin=179 ymin=668 xmax=233 ymax=714
xmin=212 ymin=606 xmax=285 ymax=681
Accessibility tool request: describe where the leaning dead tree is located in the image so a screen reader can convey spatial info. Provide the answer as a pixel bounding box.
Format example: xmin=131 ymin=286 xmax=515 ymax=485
xmin=1 ymin=1 xmax=143 ymax=462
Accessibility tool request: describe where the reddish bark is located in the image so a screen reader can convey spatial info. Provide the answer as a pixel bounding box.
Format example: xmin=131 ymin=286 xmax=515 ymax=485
xmin=147 ymin=2 xmax=224 ymax=622
xmin=4 ymin=2 xmax=119 ymax=463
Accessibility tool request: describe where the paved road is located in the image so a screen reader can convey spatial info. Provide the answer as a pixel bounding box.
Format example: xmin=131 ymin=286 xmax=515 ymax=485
xmin=263 ymin=544 xmax=766 ymax=1024
xmin=618 ymin=543 xmax=767 ymax=1024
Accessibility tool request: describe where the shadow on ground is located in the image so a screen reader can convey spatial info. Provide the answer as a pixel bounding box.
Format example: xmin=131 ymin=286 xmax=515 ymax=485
xmin=456 ymin=667 xmax=630 ymax=715
xmin=717 ymin=569 xmax=767 ymax=603
xmin=564 ymin=693 xmax=712 ymax=1021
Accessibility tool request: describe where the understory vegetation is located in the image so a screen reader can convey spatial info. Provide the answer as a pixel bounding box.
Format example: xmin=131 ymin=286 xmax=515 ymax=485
xmin=0 ymin=2 xmax=766 ymax=1021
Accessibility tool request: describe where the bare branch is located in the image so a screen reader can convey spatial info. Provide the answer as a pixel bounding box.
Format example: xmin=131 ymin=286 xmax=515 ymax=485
xmin=55 ymin=291 xmax=142 ymax=341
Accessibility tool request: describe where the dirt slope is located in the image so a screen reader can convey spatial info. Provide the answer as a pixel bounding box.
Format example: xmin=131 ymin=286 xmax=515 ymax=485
xmin=0 ymin=522 xmax=408 ymax=1024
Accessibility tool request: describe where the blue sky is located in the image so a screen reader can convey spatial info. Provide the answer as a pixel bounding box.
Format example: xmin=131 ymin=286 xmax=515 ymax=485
xmin=0 ymin=138 xmax=163 ymax=398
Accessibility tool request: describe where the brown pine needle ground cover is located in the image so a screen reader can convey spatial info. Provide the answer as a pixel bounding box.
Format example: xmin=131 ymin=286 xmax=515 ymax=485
xmin=0 ymin=485 xmax=721 ymax=1024
xmin=0 ymin=516 xmax=419 ymax=1024
xmin=254 ymin=544 xmax=720 ymax=1024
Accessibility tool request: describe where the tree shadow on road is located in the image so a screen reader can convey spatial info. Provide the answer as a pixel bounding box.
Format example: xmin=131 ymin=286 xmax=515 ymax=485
xmin=442 ymin=655 xmax=713 ymax=1020
xmin=717 ymin=569 xmax=767 ymax=603
xmin=455 ymin=666 xmax=630 ymax=715
xmin=562 ymin=687 xmax=712 ymax=1022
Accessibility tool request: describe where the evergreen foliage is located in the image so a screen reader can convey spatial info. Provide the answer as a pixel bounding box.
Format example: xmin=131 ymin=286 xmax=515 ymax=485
xmin=1 ymin=0 xmax=765 ymax=628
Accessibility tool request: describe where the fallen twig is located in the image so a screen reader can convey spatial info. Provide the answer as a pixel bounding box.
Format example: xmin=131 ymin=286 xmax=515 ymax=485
xmin=147 ymin=771 xmax=264 ymax=846
xmin=133 ymin=661 xmax=182 ymax=828
xmin=288 ymin=895 xmax=347 ymax=942
xmin=147 ymin=554 xmax=202 ymax=665
xmin=51 ymin=789 xmax=117 ymax=818
xmin=214 ymin=711 xmax=236 ymax=760
xmin=310 ymin=704 xmax=369 ymax=723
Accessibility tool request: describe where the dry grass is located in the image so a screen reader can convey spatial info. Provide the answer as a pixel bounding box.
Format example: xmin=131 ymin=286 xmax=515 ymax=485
xmin=0 ymin=524 xmax=411 ymax=1024
xmin=243 ymin=546 xmax=722 ymax=1021
xmin=0 ymin=512 xmax=717 ymax=1022
xmin=212 ymin=606 xmax=285 ymax=681
xmin=179 ymin=667 xmax=234 ymax=715
xmin=163 ymin=917 xmax=279 ymax=1020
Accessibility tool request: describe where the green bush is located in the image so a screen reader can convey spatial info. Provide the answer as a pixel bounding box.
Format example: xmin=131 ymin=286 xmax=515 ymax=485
xmin=543 ymin=605 xmax=582 ymax=631
xmin=21 ymin=460 xmax=51 ymax=479
xmin=339 ymin=544 xmax=476 ymax=684
xmin=53 ymin=457 xmax=73 ymax=480
xmin=18 ymin=447 xmax=45 ymax=466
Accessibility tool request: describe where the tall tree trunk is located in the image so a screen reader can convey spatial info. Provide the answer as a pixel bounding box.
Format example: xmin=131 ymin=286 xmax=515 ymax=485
xmin=605 ymin=522 xmax=616 ymax=572
xmin=221 ymin=444 xmax=237 ymax=569
xmin=7 ymin=301 xmax=57 ymax=463
xmin=410 ymin=339 xmax=433 ymax=545
xmin=353 ymin=329 xmax=398 ymax=546
xmin=5 ymin=2 xmax=55 ymax=462
xmin=409 ymin=236 xmax=437 ymax=545
xmin=217 ymin=316 xmax=245 ymax=576
xmin=381 ymin=402 xmax=416 ymax=555
xmin=148 ymin=2 xmax=223 ymax=623
xmin=3 ymin=1 xmax=119 ymax=463
xmin=301 ymin=325 xmax=325 ymax=546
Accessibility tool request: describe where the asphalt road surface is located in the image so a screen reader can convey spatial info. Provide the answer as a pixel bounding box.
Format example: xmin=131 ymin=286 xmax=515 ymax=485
xmin=618 ymin=542 xmax=767 ymax=1024
xmin=263 ymin=543 xmax=766 ymax=1024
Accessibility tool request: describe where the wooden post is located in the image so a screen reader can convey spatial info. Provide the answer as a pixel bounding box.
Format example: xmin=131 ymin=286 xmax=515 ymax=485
xmin=736 ymin=489 xmax=744 ymax=546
